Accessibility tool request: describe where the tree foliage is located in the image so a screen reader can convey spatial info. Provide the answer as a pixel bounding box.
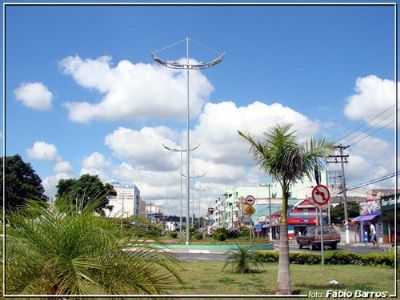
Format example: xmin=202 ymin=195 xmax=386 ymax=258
xmin=1 ymin=154 xmax=47 ymax=213
xmin=238 ymin=124 xmax=332 ymax=294
xmin=331 ymin=201 xmax=360 ymax=224
xmin=6 ymin=202 xmax=181 ymax=295
xmin=55 ymin=174 xmax=115 ymax=215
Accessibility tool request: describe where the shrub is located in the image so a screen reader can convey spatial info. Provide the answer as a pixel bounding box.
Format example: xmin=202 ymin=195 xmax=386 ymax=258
xmin=6 ymin=203 xmax=181 ymax=295
xmin=325 ymin=251 xmax=361 ymax=265
xmin=194 ymin=232 xmax=203 ymax=240
xmin=256 ymin=251 xmax=279 ymax=263
xmin=255 ymin=251 xmax=394 ymax=267
xmin=169 ymin=232 xmax=178 ymax=239
xmin=290 ymin=252 xmax=320 ymax=264
xmin=223 ymin=245 xmax=263 ymax=273
xmin=212 ymin=228 xmax=229 ymax=241
xmin=239 ymin=227 xmax=250 ymax=238
xmin=227 ymin=229 xmax=240 ymax=239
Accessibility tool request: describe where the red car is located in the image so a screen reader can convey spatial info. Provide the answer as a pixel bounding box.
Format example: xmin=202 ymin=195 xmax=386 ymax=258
xmin=296 ymin=225 xmax=341 ymax=250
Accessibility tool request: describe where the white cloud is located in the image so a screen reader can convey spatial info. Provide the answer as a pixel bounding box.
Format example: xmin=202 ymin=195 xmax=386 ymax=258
xmin=349 ymin=132 xmax=391 ymax=160
xmin=43 ymin=172 xmax=72 ymax=198
xmin=14 ymin=82 xmax=53 ymax=110
xmin=80 ymin=152 xmax=111 ymax=180
xmin=26 ymin=141 xmax=75 ymax=196
xmin=54 ymin=160 xmax=73 ymax=173
xmin=105 ymin=126 xmax=180 ymax=171
xmin=344 ymin=75 xmax=397 ymax=128
xmin=101 ymin=100 xmax=320 ymax=212
xmin=328 ymin=133 xmax=394 ymax=194
xmin=191 ymin=158 xmax=246 ymax=184
xmin=192 ymin=101 xmax=319 ymax=165
xmin=60 ymin=55 xmax=213 ymax=122
xmin=27 ymin=141 xmax=59 ymax=161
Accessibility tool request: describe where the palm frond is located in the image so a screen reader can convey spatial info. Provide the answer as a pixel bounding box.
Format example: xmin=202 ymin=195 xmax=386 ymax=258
xmin=6 ymin=202 xmax=182 ymax=295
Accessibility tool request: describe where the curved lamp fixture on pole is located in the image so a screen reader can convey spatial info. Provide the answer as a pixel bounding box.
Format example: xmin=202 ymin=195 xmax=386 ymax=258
xmin=162 ymin=144 xmax=200 ymax=234
xmin=153 ymin=37 xmax=224 ymax=245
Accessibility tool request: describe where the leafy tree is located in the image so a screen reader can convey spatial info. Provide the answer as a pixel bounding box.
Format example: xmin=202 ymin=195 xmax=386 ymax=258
xmin=0 ymin=155 xmax=47 ymax=213
xmin=55 ymin=174 xmax=115 ymax=215
xmin=238 ymin=125 xmax=332 ymax=294
xmin=6 ymin=202 xmax=181 ymax=295
xmin=222 ymin=245 xmax=263 ymax=273
xmin=331 ymin=201 xmax=360 ymax=224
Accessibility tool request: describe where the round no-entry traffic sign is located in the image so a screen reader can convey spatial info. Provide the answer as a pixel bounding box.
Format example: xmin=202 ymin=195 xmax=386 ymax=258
xmin=311 ymin=184 xmax=330 ymax=207
xmin=245 ymin=195 xmax=256 ymax=206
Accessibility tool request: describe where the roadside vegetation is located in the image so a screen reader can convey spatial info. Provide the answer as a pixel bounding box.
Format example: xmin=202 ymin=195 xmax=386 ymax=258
xmin=5 ymin=202 xmax=181 ymax=295
xmin=174 ymin=260 xmax=393 ymax=295
xmin=238 ymin=124 xmax=332 ymax=294
xmin=223 ymin=245 xmax=263 ymax=273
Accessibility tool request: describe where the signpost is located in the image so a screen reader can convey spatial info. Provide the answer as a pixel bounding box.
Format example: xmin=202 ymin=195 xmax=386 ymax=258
xmin=242 ymin=195 xmax=256 ymax=240
xmin=245 ymin=195 xmax=256 ymax=206
xmin=311 ymin=185 xmax=331 ymax=265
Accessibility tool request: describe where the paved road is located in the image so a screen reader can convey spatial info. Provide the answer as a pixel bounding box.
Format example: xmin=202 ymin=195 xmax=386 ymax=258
xmin=172 ymin=252 xmax=227 ymax=261
xmin=167 ymin=241 xmax=391 ymax=262
xmin=274 ymin=240 xmax=390 ymax=253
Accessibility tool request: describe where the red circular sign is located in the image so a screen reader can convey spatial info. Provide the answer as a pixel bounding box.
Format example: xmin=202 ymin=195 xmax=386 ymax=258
xmin=311 ymin=185 xmax=331 ymax=207
xmin=245 ymin=195 xmax=256 ymax=206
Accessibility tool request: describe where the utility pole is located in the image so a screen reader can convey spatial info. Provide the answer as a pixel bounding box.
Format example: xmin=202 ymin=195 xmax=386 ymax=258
xmin=327 ymin=144 xmax=350 ymax=244
xmin=153 ymin=37 xmax=224 ymax=245
xmin=326 ymin=168 xmax=331 ymax=225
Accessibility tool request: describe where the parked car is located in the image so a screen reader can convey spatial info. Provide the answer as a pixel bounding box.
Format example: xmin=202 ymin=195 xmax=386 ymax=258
xmin=296 ymin=225 xmax=340 ymax=250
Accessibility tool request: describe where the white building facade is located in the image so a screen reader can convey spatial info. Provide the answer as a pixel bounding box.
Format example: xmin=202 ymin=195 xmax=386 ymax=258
xmin=106 ymin=182 xmax=141 ymax=218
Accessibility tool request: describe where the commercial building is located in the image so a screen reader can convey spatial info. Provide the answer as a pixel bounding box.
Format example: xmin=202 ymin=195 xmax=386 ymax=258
xmin=270 ymin=198 xmax=326 ymax=239
xmin=380 ymin=192 xmax=399 ymax=244
xmin=146 ymin=204 xmax=163 ymax=223
xmin=210 ymin=173 xmax=327 ymax=234
xmin=106 ymin=181 xmax=142 ymax=218
xmin=350 ymin=189 xmax=398 ymax=244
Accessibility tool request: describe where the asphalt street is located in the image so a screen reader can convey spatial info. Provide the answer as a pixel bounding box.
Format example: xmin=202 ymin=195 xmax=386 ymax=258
xmin=280 ymin=240 xmax=389 ymax=253
xmin=170 ymin=241 xmax=391 ymax=261
xmin=172 ymin=252 xmax=227 ymax=261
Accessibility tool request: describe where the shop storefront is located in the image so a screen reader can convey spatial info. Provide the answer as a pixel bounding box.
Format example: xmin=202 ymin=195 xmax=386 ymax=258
xmin=270 ymin=198 xmax=324 ymax=240
xmin=380 ymin=192 xmax=399 ymax=244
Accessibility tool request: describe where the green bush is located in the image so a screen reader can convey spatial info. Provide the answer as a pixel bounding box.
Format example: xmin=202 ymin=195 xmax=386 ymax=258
xmin=169 ymin=232 xmax=178 ymax=239
xmin=256 ymin=251 xmax=279 ymax=263
xmin=213 ymin=228 xmax=229 ymax=241
xmin=255 ymin=251 xmax=394 ymax=267
xmin=223 ymin=245 xmax=263 ymax=273
xmin=239 ymin=227 xmax=250 ymax=238
xmin=290 ymin=252 xmax=320 ymax=264
xmin=227 ymin=229 xmax=240 ymax=239
xmin=194 ymin=232 xmax=203 ymax=240
xmin=325 ymin=251 xmax=361 ymax=265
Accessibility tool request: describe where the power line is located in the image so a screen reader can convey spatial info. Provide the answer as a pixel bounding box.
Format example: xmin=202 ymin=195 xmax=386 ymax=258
xmin=334 ymin=105 xmax=395 ymax=145
xmin=347 ymin=117 xmax=394 ymax=147
xmin=339 ymin=171 xmax=399 ymax=193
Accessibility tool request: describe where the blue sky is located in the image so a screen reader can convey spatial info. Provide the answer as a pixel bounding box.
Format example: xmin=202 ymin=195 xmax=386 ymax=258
xmin=3 ymin=4 xmax=396 ymax=210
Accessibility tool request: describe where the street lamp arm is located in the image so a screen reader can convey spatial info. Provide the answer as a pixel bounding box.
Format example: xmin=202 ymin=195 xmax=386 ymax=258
xmin=181 ymin=171 xmax=207 ymax=179
xmin=152 ymin=53 xmax=224 ymax=70
xmin=162 ymin=144 xmax=200 ymax=152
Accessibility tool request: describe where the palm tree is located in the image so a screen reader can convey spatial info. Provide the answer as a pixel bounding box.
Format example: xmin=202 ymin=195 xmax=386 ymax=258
xmin=238 ymin=124 xmax=332 ymax=294
xmin=222 ymin=244 xmax=263 ymax=274
xmin=5 ymin=201 xmax=181 ymax=295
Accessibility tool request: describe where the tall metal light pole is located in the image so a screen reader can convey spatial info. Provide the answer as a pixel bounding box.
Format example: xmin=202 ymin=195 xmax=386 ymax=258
xmin=153 ymin=37 xmax=224 ymax=244
xmin=162 ymin=144 xmax=199 ymax=235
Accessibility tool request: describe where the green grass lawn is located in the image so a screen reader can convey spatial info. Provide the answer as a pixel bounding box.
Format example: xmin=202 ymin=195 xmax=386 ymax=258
xmin=172 ymin=261 xmax=394 ymax=297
